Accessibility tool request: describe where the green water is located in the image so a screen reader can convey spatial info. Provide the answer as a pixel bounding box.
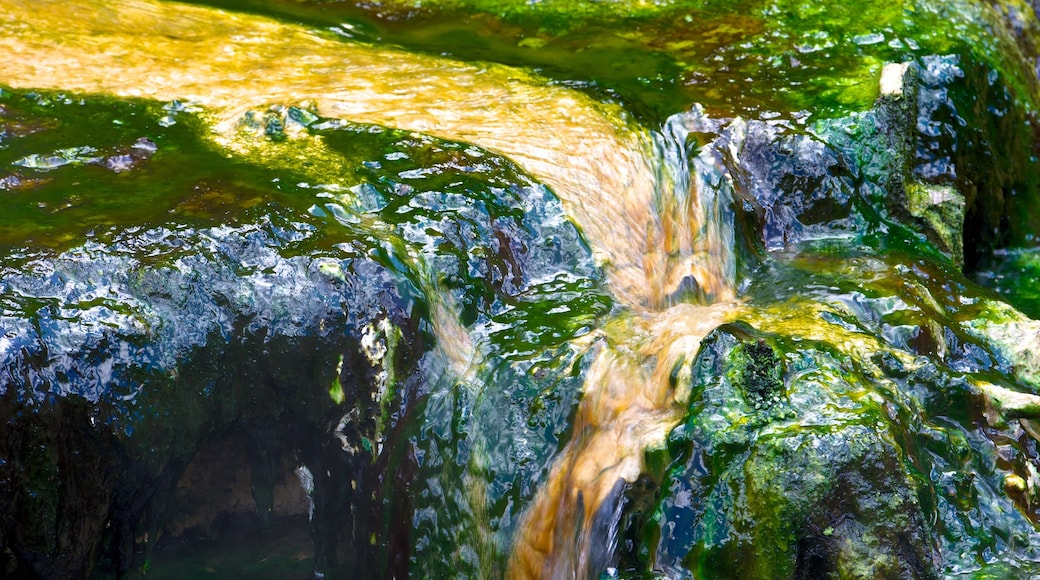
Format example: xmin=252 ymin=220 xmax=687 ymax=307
xmin=976 ymin=248 xmax=1040 ymax=319
xmin=0 ymin=85 xmax=611 ymax=354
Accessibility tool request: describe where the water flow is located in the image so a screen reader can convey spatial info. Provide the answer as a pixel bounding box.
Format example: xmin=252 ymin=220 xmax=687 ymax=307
xmin=0 ymin=0 xmax=663 ymax=313
xmin=508 ymin=110 xmax=739 ymax=579
xmin=0 ymin=3 xmax=741 ymax=574
xmin=647 ymin=110 xmax=737 ymax=310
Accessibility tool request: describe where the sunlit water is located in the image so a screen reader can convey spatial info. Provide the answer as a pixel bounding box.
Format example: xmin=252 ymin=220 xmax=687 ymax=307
xmin=1 ymin=0 xmax=665 ymax=308
xmin=0 ymin=0 xmax=742 ymax=574
xmin=4 ymin=0 xmax=1040 ymax=578
xmin=507 ymin=109 xmax=741 ymax=577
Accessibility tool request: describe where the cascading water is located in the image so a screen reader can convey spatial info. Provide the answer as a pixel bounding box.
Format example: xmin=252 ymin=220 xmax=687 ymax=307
xmin=648 ymin=109 xmax=738 ymax=309
xmin=4 ymin=1 xmax=1040 ymax=579
xmin=507 ymin=107 xmax=742 ymax=578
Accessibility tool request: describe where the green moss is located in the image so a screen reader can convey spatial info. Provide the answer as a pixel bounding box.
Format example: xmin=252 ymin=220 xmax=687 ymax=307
xmin=659 ymin=421 xmax=935 ymax=579
xmin=180 ymin=0 xmax=1040 ymax=122
xmin=626 ymin=242 xmax=1040 ymax=578
xmin=729 ymin=338 xmax=786 ymax=410
xmin=905 ymin=182 xmax=966 ymax=265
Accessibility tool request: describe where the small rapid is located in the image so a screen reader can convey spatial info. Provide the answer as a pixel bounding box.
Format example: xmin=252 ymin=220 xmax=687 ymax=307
xmin=0 ymin=1 xmax=744 ymax=574
xmin=508 ymin=108 xmax=742 ymax=578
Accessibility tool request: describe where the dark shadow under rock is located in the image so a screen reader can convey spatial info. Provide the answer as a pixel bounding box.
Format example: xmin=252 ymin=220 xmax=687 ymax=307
xmin=0 ymin=217 xmax=422 ymax=579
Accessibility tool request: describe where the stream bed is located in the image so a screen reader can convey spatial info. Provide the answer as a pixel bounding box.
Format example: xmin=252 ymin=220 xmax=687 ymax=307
xmin=2 ymin=1 xmax=1040 ymax=578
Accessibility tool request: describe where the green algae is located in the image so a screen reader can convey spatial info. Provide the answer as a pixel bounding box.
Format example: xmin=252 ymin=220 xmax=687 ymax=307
xmin=2 ymin=0 xmax=1040 ymax=577
xmin=0 ymin=91 xmax=239 ymax=249
xmin=182 ymin=0 xmax=1040 ymax=122
xmin=0 ymin=90 xmax=370 ymax=258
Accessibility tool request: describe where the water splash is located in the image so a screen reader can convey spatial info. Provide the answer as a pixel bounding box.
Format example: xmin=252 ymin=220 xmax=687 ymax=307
xmin=508 ymin=303 xmax=738 ymax=578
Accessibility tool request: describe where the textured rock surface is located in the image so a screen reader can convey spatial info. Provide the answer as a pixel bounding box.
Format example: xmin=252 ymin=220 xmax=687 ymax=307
xmin=2 ymin=0 xmax=1040 ymax=578
xmin=0 ymin=218 xmax=418 ymax=577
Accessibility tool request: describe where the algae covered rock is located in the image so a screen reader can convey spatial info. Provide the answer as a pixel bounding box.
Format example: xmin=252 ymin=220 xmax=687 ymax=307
xmin=685 ymin=50 xmax=1039 ymax=269
xmin=647 ymin=327 xmax=936 ymax=579
xmin=615 ymin=247 xmax=1040 ymax=578
xmin=0 ymin=84 xmax=607 ymax=578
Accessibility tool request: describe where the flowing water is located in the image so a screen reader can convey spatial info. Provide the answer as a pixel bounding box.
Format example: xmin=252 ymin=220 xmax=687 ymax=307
xmin=0 ymin=0 xmax=664 ymax=307
xmin=507 ymin=109 xmax=741 ymax=578
xmin=0 ymin=0 xmax=739 ymax=574
xmin=3 ymin=0 xmax=1040 ymax=578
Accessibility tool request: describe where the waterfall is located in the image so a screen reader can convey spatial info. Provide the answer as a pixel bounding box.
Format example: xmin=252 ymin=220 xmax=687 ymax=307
xmin=508 ymin=109 xmax=741 ymax=578
xmin=0 ymin=1 xmax=740 ymax=575
xmin=647 ymin=108 xmax=738 ymax=310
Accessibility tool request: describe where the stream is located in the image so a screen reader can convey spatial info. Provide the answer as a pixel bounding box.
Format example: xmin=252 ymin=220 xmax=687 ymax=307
xmin=2 ymin=1 xmax=1040 ymax=579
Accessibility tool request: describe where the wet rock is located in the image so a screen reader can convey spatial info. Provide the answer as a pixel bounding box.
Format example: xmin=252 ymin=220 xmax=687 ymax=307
xmin=633 ymin=326 xmax=939 ymax=579
xmin=964 ymin=299 xmax=1040 ymax=391
xmin=607 ymin=244 xmax=1040 ymax=577
xmin=880 ymin=52 xmax=1040 ymax=268
xmin=0 ymin=83 xmax=611 ymax=578
xmin=0 ymin=217 xmax=420 ymax=578
xmin=692 ymin=48 xmax=1040 ymax=270
xmin=916 ymin=53 xmax=1040 ymax=267
xmin=715 ymin=117 xmax=862 ymax=252
xmin=728 ymin=425 xmax=937 ymax=580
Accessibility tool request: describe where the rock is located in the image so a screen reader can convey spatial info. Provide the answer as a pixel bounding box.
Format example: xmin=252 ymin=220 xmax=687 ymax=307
xmin=681 ymin=49 xmax=1040 ymax=271
xmin=0 ymin=217 xmax=418 ymax=577
xmin=0 ymin=82 xmax=608 ymax=578
xmin=644 ymin=327 xmax=937 ymax=579
xmin=606 ymin=244 xmax=1040 ymax=577
xmin=909 ymin=53 xmax=1040 ymax=267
